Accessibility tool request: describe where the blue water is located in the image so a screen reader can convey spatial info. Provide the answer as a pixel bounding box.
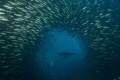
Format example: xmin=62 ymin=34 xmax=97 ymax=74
xmin=36 ymin=29 xmax=88 ymax=80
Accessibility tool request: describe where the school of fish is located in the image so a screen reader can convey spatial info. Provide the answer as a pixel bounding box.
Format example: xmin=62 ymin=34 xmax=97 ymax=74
xmin=0 ymin=0 xmax=120 ymax=80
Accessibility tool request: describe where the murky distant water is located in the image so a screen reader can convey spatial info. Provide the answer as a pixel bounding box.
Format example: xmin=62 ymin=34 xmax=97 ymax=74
xmin=36 ymin=29 xmax=88 ymax=80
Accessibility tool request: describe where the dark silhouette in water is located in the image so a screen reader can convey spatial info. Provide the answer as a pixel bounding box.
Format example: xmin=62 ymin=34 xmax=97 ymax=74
xmin=58 ymin=52 xmax=75 ymax=58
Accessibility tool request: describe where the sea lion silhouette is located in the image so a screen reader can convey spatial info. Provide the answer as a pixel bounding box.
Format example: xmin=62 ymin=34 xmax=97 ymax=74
xmin=58 ymin=52 xmax=75 ymax=58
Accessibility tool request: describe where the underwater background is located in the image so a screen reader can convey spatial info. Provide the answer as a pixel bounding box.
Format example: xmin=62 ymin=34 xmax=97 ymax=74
xmin=0 ymin=0 xmax=120 ymax=80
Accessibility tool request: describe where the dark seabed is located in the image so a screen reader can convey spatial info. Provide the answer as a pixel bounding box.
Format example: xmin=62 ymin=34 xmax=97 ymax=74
xmin=0 ymin=0 xmax=120 ymax=80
